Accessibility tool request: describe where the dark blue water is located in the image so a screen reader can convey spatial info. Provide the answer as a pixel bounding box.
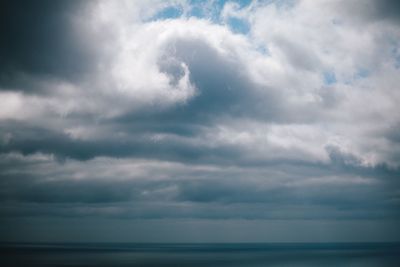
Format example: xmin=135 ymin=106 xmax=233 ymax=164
xmin=1 ymin=243 xmax=399 ymax=266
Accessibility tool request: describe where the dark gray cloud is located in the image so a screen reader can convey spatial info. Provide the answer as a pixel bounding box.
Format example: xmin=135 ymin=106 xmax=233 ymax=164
xmin=0 ymin=0 xmax=95 ymax=91
xmin=2 ymin=121 xmax=399 ymax=181
xmin=372 ymin=0 xmax=400 ymax=22
xmin=116 ymin=37 xmax=286 ymax=130
xmin=333 ymin=0 xmax=400 ymax=25
xmin=0 ymin=122 xmax=241 ymax=163
xmin=1 ymin=0 xmax=400 ymax=243
xmin=0 ymin=149 xmax=399 ymax=222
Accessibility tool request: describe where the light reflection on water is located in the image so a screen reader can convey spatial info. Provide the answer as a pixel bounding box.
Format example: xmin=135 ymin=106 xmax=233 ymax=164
xmin=1 ymin=243 xmax=399 ymax=267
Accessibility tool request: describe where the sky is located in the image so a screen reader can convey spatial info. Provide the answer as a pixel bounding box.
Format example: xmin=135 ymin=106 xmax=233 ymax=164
xmin=0 ymin=0 xmax=400 ymax=243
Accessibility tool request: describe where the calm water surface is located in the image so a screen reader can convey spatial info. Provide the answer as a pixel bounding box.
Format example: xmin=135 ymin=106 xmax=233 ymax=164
xmin=1 ymin=243 xmax=399 ymax=267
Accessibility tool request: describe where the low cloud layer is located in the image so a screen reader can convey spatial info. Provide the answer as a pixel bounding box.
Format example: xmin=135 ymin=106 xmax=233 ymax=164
xmin=1 ymin=0 xmax=400 ymax=242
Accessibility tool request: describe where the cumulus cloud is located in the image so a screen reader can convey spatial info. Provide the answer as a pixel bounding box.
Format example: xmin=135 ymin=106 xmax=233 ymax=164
xmin=0 ymin=0 xmax=400 ymax=242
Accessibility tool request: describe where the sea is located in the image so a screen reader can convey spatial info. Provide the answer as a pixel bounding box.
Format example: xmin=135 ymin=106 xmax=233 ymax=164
xmin=1 ymin=242 xmax=399 ymax=267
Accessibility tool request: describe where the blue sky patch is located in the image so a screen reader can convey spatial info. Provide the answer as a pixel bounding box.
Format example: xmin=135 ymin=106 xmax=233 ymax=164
xmin=227 ymin=17 xmax=250 ymax=34
xmin=152 ymin=5 xmax=183 ymax=20
xmin=355 ymin=68 xmax=370 ymax=79
xmin=323 ymin=71 xmax=337 ymax=85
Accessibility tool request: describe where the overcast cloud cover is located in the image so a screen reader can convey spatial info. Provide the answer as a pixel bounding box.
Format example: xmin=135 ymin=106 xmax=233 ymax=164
xmin=1 ymin=0 xmax=400 ymax=242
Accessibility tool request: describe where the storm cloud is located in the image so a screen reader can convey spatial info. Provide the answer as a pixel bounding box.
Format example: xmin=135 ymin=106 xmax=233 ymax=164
xmin=0 ymin=0 xmax=400 ymax=242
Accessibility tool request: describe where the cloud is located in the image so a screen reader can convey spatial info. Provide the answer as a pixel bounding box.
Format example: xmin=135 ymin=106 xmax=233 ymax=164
xmin=0 ymin=0 xmax=400 ymax=242
xmin=0 ymin=153 xmax=398 ymax=222
xmin=0 ymin=0 xmax=97 ymax=90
